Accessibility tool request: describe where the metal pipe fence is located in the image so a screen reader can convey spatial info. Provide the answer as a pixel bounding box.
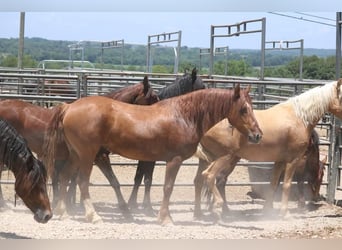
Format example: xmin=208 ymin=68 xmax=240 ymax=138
xmin=0 ymin=68 xmax=339 ymax=203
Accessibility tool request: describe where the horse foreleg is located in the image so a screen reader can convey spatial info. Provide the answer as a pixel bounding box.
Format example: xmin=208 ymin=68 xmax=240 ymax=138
xmin=193 ymin=159 xmax=208 ymax=219
xmin=280 ymin=160 xmax=300 ymax=217
xmin=128 ymin=161 xmax=145 ymax=209
xmin=264 ymin=162 xmax=285 ymax=212
xmin=158 ymin=156 xmax=182 ymax=226
xmin=94 ymin=150 xmax=131 ymax=220
xmin=142 ymin=161 xmax=156 ymax=215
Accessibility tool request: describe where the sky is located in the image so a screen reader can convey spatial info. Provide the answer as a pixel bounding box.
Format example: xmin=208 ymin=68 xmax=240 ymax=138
xmin=0 ymin=0 xmax=341 ymax=50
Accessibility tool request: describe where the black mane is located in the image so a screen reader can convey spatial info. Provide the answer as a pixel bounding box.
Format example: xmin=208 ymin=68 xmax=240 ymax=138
xmin=0 ymin=118 xmax=46 ymax=182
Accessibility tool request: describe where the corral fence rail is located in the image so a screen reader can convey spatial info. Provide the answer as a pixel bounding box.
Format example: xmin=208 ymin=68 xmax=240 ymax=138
xmin=0 ymin=67 xmax=340 ymax=204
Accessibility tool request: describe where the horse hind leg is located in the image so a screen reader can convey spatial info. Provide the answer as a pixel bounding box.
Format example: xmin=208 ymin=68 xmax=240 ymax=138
xmin=201 ymin=155 xmax=236 ymax=222
xmin=216 ymin=156 xmax=240 ymax=216
xmin=77 ymin=162 xmax=103 ymax=224
xmin=193 ymin=159 xmax=208 ymax=219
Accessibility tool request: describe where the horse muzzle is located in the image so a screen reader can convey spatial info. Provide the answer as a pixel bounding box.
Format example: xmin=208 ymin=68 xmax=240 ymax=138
xmin=34 ymin=209 xmax=53 ymax=223
xmin=248 ymin=132 xmax=262 ymax=144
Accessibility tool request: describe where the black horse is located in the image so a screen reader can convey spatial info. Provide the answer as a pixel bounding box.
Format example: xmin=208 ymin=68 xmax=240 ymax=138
xmin=0 ymin=118 xmax=52 ymax=223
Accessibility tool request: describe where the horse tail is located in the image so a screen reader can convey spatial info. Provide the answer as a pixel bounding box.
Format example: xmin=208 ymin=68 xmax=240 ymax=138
xmin=42 ymin=104 xmax=67 ymax=179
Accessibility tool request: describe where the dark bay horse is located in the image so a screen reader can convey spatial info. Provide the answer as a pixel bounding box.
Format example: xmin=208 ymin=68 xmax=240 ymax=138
xmin=0 ymin=118 xmax=52 ymax=223
xmin=43 ymin=85 xmax=263 ymax=225
xmin=195 ymin=80 xmax=342 ymax=219
xmin=0 ymin=77 xmax=159 ymax=218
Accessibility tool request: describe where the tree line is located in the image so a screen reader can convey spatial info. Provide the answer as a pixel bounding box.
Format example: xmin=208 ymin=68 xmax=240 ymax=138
xmin=0 ymin=37 xmax=338 ymax=80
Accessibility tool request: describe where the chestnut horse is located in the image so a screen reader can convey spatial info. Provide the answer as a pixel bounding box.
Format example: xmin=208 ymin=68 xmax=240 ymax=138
xmin=43 ymin=85 xmax=263 ymax=225
xmin=65 ymin=68 xmax=205 ymax=214
xmin=0 ymin=77 xmax=159 ymax=218
xmin=0 ymin=118 xmax=52 ymax=223
xmin=195 ymin=80 xmax=342 ymax=219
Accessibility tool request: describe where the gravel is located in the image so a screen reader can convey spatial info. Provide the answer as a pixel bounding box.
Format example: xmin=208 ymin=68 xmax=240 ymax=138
xmin=1 ymin=158 xmax=342 ymax=239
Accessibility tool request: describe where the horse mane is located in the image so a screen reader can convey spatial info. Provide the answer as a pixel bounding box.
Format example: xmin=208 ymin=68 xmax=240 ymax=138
xmin=0 ymin=118 xmax=44 ymax=187
xmin=101 ymin=82 xmax=142 ymax=100
xmin=287 ymin=81 xmax=336 ymax=127
xmin=167 ymin=88 xmax=234 ymax=135
xmin=157 ymin=73 xmax=194 ymax=100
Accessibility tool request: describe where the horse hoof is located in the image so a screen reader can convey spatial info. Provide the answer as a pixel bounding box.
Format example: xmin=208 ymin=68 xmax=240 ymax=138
xmin=142 ymin=206 xmax=156 ymax=217
xmin=89 ymin=214 xmax=103 ymax=224
xmin=193 ymin=211 xmax=203 ymax=221
xmin=59 ymin=212 xmax=70 ymax=221
xmin=128 ymin=201 xmax=139 ymax=209
xmin=157 ymin=215 xmax=174 ymax=226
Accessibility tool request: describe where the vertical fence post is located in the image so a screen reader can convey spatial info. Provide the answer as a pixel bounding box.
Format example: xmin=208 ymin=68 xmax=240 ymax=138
xmin=327 ymin=117 xmax=340 ymax=204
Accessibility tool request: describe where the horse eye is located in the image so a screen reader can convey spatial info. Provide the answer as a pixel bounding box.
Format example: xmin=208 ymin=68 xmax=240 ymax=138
xmin=240 ymin=107 xmax=247 ymax=115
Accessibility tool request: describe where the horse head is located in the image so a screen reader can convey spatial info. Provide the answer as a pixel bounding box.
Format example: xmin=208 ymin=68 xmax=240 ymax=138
xmin=191 ymin=67 xmax=206 ymax=91
xmin=329 ymin=79 xmax=342 ymax=118
xmin=134 ymin=76 xmax=159 ymax=105
xmin=309 ymin=155 xmax=327 ymax=201
xmin=14 ymin=156 xmax=52 ymax=223
xmin=228 ymin=84 xmax=263 ymax=143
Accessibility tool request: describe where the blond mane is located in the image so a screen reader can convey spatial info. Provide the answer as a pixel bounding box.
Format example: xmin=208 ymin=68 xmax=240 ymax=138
xmin=287 ymin=81 xmax=337 ymax=127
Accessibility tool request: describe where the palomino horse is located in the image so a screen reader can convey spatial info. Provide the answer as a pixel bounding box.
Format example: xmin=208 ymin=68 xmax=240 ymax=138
xmin=195 ymin=80 xmax=342 ymax=219
xmin=43 ymin=85 xmax=263 ymax=225
xmin=196 ymin=129 xmax=326 ymax=218
xmin=0 ymin=118 xmax=52 ymax=223
xmin=0 ymin=77 xmax=159 ymax=218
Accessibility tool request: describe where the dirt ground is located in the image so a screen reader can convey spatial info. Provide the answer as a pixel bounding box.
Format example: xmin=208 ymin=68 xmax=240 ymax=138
xmin=1 ymin=156 xmax=342 ymax=239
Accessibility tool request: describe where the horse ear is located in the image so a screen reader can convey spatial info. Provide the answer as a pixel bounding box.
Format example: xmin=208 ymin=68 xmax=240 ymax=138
xmin=191 ymin=67 xmax=197 ymax=83
xmin=337 ymin=79 xmax=342 ymax=98
xmin=143 ymin=76 xmax=149 ymax=94
xmin=234 ymin=84 xmax=241 ymax=99
xmin=246 ymin=84 xmax=251 ymax=93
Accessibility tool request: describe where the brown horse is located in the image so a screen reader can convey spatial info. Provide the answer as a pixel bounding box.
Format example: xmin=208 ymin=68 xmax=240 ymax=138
xmin=43 ymin=85 xmax=263 ymax=225
xmin=197 ymin=129 xmax=326 ymax=219
xmin=195 ymin=80 xmax=342 ymax=219
xmin=65 ymin=68 xmax=205 ymax=214
xmin=0 ymin=77 xmax=159 ymax=217
xmin=0 ymin=118 xmax=52 ymax=223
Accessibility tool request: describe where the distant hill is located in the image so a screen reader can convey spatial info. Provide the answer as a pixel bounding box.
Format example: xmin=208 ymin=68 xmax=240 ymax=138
xmin=0 ymin=37 xmax=336 ymax=68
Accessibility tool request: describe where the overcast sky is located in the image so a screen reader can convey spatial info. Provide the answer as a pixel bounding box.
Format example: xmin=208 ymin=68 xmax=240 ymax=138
xmin=0 ymin=0 xmax=341 ymax=50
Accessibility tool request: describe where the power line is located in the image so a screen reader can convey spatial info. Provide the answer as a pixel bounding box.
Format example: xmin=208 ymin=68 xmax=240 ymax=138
xmin=268 ymin=12 xmax=336 ymax=27
xmin=294 ymin=12 xmax=336 ymax=22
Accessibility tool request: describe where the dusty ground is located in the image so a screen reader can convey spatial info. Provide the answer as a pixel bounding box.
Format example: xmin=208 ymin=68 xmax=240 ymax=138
xmin=1 ymin=156 xmax=342 ymax=239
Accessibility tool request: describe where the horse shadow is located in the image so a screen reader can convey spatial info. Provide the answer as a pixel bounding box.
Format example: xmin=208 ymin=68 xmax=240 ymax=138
xmin=0 ymin=232 xmax=31 ymax=239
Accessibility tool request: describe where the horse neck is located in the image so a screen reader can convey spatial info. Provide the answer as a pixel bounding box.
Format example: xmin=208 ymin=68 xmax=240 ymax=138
xmin=104 ymin=85 xmax=141 ymax=103
xmin=0 ymin=125 xmax=31 ymax=178
xmin=158 ymin=76 xmax=192 ymax=100
xmin=175 ymin=89 xmax=233 ymax=137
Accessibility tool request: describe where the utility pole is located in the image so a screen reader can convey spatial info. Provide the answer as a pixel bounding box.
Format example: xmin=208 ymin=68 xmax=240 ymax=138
xmin=18 ymin=12 xmax=25 ymax=69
